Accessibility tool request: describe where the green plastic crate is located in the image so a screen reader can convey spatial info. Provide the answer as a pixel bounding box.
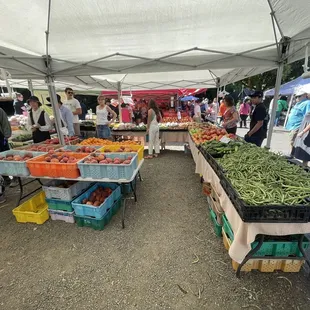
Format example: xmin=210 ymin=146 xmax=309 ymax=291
xmin=222 ymin=214 xmax=310 ymax=257
xmin=111 ymin=198 xmax=122 ymax=216
xmin=46 ymin=198 xmax=73 ymax=212
xmin=210 ymin=208 xmax=222 ymax=237
xmin=74 ymin=208 xmax=113 ymax=231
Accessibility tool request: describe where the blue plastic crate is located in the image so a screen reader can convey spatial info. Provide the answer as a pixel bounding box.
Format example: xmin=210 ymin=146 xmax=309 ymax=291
xmin=78 ymin=153 xmax=138 ymax=180
xmin=0 ymin=150 xmax=46 ymax=176
xmin=72 ymin=183 xmax=121 ymax=219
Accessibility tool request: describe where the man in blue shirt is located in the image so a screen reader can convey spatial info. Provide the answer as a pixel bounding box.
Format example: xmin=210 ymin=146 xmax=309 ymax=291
xmin=46 ymin=94 xmax=75 ymax=136
xmin=286 ymin=89 xmax=310 ymax=149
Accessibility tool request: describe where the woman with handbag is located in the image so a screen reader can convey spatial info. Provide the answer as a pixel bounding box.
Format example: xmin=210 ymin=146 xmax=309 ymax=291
xmin=145 ymin=99 xmax=162 ymax=159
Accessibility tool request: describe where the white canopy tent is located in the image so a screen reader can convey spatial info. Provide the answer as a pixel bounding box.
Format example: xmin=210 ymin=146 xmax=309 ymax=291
xmin=1 ymin=0 xmax=310 ymax=145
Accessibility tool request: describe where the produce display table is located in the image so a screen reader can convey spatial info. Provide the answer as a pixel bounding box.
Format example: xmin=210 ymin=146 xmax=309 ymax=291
xmin=188 ymin=136 xmax=310 ymax=276
xmin=6 ymin=160 xmax=144 ymax=229
xmin=112 ymin=129 xmax=189 ymax=147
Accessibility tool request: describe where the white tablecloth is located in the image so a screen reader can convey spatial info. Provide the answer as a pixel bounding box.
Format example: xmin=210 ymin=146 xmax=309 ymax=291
xmin=189 ymin=135 xmax=310 ymax=263
xmin=160 ymin=131 xmax=188 ymax=144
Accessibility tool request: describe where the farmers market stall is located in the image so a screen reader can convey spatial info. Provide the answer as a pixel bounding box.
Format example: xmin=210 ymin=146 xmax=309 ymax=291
xmin=188 ymin=123 xmax=310 ymax=277
xmin=0 ymin=139 xmax=144 ymax=229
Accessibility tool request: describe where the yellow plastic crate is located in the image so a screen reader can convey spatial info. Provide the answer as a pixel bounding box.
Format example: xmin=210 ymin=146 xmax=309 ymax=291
xmin=100 ymin=145 xmax=144 ymax=162
xmin=12 ymin=192 xmax=49 ymax=224
xmin=222 ymin=228 xmax=304 ymax=273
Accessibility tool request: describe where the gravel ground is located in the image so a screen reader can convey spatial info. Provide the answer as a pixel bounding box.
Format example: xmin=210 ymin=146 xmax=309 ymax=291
xmin=1 ymin=150 xmax=310 ymax=310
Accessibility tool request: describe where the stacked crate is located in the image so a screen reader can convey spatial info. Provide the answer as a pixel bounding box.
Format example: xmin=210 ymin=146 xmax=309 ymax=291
xmin=72 ymin=183 xmax=122 ymax=230
xmin=43 ymin=180 xmax=93 ymax=223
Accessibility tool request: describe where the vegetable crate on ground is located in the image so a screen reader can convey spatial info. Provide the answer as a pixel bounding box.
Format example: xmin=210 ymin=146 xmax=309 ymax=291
xmin=220 ymin=176 xmax=310 ymax=223
xmin=27 ymin=152 xmax=88 ymax=178
xmin=42 ymin=180 xmax=93 ymax=201
xmin=72 ymin=183 xmax=121 ymax=219
xmin=208 ymin=185 xmax=223 ymax=224
xmin=222 ymin=215 xmax=309 ymax=273
xmin=0 ymin=150 xmax=46 ymax=176
xmin=100 ymin=145 xmax=144 ymax=162
xmin=74 ymin=197 xmax=122 ymax=230
xmin=78 ymin=153 xmax=138 ymax=180
xmin=12 ymin=191 xmax=49 ymax=224
xmin=209 ymin=207 xmax=222 ymax=237
xmin=48 ymin=209 xmax=75 ymax=223
xmin=46 ymin=198 xmax=74 ymax=212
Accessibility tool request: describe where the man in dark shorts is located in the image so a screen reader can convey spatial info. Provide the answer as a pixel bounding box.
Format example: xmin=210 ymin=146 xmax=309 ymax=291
xmin=244 ymin=91 xmax=268 ymax=147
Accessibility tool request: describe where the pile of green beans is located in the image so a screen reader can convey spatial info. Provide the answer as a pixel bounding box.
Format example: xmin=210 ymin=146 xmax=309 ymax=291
xmin=217 ymin=145 xmax=310 ymax=206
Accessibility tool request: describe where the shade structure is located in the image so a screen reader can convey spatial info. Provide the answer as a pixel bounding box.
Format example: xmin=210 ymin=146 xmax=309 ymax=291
xmin=0 ymin=0 xmax=310 ymax=91
xmin=264 ymin=76 xmax=310 ymax=96
xmin=180 ymin=96 xmax=199 ymax=102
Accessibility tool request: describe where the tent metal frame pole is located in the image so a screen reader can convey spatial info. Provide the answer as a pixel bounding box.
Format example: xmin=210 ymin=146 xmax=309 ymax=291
xmin=266 ymin=63 xmax=284 ymax=148
xmin=46 ymin=76 xmax=65 ymax=145
xmin=27 ymin=79 xmax=34 ymax=95
xmin=117 ymin=81 xmax=122 ymax=123
xmin=5 ymin=79 xmax=12 ymax=97
xmin=284 ymin=93 xmax=294 ymax=128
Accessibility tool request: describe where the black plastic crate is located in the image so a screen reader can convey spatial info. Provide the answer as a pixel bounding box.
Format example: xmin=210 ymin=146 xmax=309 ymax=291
xmin=220 ymin=175 xmax=310 ymax=223
xmin=199 ymin=147 xmax=225 ymax=178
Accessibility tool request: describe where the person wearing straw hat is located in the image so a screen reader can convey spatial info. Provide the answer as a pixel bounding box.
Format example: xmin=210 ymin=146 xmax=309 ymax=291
xmin=26 ymin=96 xmax=52 ymax=143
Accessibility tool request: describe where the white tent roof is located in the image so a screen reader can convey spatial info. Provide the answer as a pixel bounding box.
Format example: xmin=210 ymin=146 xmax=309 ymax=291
xmin=0 ymin=0 xmax=310 ymax=90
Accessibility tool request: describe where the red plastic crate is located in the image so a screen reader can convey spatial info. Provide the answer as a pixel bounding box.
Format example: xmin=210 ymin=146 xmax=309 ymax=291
xmin=26 ymin=152 xmax=88 ymax=178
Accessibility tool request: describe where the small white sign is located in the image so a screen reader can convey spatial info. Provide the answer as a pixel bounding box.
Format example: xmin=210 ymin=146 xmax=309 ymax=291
xmin=220 ymin=136 xmax=231 ymax=144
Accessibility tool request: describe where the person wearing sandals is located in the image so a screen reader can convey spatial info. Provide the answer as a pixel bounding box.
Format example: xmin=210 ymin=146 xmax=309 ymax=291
xmin=145 ymin=99 xmax=162 ymax=159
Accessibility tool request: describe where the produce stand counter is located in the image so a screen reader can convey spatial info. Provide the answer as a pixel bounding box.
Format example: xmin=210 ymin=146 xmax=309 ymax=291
xmin=4 ymin=160 xmax=144 ymax=229
xmin=112 ymin=129 xmax=189 ymax=147
xmin=188 ymin=135 xmax=310 ymax=277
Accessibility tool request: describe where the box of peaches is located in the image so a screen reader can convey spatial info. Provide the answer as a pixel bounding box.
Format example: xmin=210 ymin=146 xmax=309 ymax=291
xmin=0 ymin=150 xmax=47 ymax=177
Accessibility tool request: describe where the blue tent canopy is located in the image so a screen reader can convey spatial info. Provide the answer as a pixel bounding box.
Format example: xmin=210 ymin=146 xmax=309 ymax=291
xmin=264 ymin=76 xmax=310 ymax=96
xmin=180 ymin=96 xmax=199 ymax=101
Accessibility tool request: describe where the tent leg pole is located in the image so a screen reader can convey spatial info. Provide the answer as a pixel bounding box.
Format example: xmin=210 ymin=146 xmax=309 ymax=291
xmin=266 ymin=63 xmax=284 ymax=148
xmin=284 ymin=94 xmax=294 ymax=128
xmin=27 ymin=79 xmax=34 ymax=95
xmin=46 ymin=76 xmax=65 ymax=145
xmin=5 ymin=80 xmax=12 ymax=97
xmin=117 ymin=81 xmax=122 ymax=123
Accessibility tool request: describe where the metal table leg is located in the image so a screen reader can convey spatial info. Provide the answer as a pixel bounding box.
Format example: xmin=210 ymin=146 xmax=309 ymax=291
xmin=122 ymin=197 xmax=127 ymax=229
xmin=16 ymin=178 xmax=43 ymax=207
xmin=236 ymin=235 xmax=265 ymax=278
xmin=138 ymin=171 xmax=143 ymax=182
xmin=297 ymin=234 xmax=310 ymax=269
xmin=16 ymin=177 xmax=23 ymax=207
xmin=130 ymin=180 xmax=137 ymax=202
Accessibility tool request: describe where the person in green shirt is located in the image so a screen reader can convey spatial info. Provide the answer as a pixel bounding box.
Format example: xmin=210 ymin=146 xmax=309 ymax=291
xmin=275 ymin=95 xmax=288 ymax=126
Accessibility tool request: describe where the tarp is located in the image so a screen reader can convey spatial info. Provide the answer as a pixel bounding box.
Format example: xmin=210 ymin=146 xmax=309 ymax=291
xmin=0 ymin=0 xmax=310 ymax=91
xmin=264 ymin=76 xmax=310 ymax=96
xmin=180 ymin=96 xmax=199 ymax=101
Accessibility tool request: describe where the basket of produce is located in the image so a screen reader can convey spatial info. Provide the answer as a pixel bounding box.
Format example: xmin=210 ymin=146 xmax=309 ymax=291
xmin=200 ymin=140 xmax=244 ymax=158
xmin=217 ymin=145 xmax=310 ymax=223
xmin=72 ymin=183 xmax=121 ymax=219
xmin=100 ymin=145 xmax=144 ymax=162
xmin=78 ymin=153 xmax=138 ymax=180
xmin=14 ymin=144 xmax=61 ymax=151
xmin=27 ymin=152 xmax=88 ymax=178
xmin=0 ymin=150 xmax=46 ymax=176
xmin=79 ymin=138 xmax=141 ymax=146
xmin=12 ymin=191 xmax=49 ymax=224
xmin=43 ymin=137 xmax=79 ymax=145
xmin=56 ymin=145 xmax=101 ymax=153
xmin=11 ymin=133 xmax=33 ymax=142
xmin=42 ymin=180 xmax=93 ymax=201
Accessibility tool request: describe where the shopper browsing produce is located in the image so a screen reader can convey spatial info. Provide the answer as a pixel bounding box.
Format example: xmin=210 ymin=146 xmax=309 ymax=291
xmin=286 ymin=89 xmax=310 ymax=148
xmin=239 ymin=97 xmax=251 ymax=128
xmin=96 ymin=95 xmax=117 ymax=139
xmin=145 ymin=99 xmax=162 ymax=159
xmin=26 ymin=96 xmax=52 ymax=143
xmin=63 ymin=87 xmax=82 ymax=136
xmin=275 ymin=96 xmax=288 ymax=126
xmin=0 ymin=107 xmax=12 ymax=203
xmin=292 ymin=112 xmax=310 ymax=167
xmin=46 ymin=94 xmax=75 ymax=137
xmin=193 ymin=101 xmax=201 ymax=122
xmin=218 ymin=99 xmax=227 ymax=122
xmin=244 ymin=91 xmax=268 ymax=147
xmin=221 ymin=96 xmax=239 ymax=134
